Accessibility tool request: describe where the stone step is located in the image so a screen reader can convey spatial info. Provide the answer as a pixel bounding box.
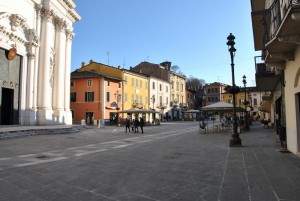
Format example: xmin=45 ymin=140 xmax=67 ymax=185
xmin=0 ymin=127 xmax=80 ymax=140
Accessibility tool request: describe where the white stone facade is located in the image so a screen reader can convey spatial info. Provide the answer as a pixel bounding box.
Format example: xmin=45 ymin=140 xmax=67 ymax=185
xmin=0 ymin=0 xmax=80 ymax=125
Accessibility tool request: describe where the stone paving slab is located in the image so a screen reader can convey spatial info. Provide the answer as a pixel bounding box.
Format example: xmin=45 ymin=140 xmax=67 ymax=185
xmin=0 ymin=122 xmax=300 ymax=201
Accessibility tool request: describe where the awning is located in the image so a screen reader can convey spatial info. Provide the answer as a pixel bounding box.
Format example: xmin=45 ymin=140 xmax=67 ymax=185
xmin=258 ymin=100 xmax=271 ymax=113
xmin=118 ymin=108 xmax=159 ymax=114
xmin=184 ymin=110 xmax=199 ymax=113
xmin=201 ymin=101 xmax=244 ymax=112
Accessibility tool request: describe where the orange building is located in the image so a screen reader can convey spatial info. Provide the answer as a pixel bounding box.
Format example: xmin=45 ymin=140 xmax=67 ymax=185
xmin=70 ymin=61 xmax=123 ymax=125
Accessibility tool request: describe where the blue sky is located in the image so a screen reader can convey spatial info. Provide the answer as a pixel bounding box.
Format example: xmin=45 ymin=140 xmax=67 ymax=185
xmin=71 ymin=0 xmax=260 ymax=87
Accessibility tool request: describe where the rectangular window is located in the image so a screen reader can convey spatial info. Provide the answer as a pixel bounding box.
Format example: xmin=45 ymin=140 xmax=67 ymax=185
xmin=125 ymin=93 xmax=128 ymax=102
xmin=253 ymin=98 xmax=257 ymax=106
xmin=136 ymin=95 xmax=139 ymax=103
xmin=85 ymin=92 xmax=94 ymax=102
xmin=166 ymin=86 xmax=168 ymax=92
xmin=181 ymin=84 xmax=183 ymax=91
xmin=171 ymin=81 xmax=174 ymax=89
xmin=136 ymin=79 xmax=139 ymax=87
xmin=176 ymin=82 xmax=179 ymax=90
xmin=208 ymin=89 xmax=211 ymax=93
xmin=132 ymin=78 xmax=134 ymax=87
xmin=145 ymin=81 xmax=148 ymax=89
xmin=107 ymin=80 xmax=110 ymax=86
xmin=70 ymin=92 xmax=76 ymax=102
xmin=160 ymin=84 xmax=162 ymax=91
xmin=125 ymin=76 xmax=128 ymax=85
xmin=208 ymin=97 xmax=211 ymax=102
xmin=160 ymin=96 xmax=162 ymax=106
xmin=106 ymin=92 xmax=110 ymax=102
xmin=152 ymin=82 xmax=155 ymax=89
xmin=131 ymin=94 xmax=134 ymax=102
xmin=166 ymin=97 xmax=168 ymax=104
xmin=117 ymin=94 xmax=122 ymax=102
xmin=70 ymin=80 xmax=74 ymax=87
xmin=215 ymin=88 xmax=218 ymax=93
xmin=118 ymin=82 xmax=121 ymax=88
xmin=87 ymin=80 xmax=92 ymax=86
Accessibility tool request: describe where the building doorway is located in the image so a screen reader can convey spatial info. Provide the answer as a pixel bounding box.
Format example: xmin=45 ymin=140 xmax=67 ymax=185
xmin=85 ymin=112 xmax=94 ymax=125
xmin=1 ymin=88 xmax=14 ymax=125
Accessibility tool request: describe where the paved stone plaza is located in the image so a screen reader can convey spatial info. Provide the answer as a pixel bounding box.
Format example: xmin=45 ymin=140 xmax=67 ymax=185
xmin=0 ymin=121 xmax=300 ymax=201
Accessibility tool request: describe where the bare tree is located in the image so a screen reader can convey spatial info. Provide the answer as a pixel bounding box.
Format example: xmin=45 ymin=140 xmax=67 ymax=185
xmin=171 ymin=65 xmax=180 ymax=72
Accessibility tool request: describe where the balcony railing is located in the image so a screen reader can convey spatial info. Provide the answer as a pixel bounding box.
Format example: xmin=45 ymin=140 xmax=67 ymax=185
xmin=259 ymin=0 xmax=300 ymax=45
xmin=255 ymin=63 xmax=275 ymax=74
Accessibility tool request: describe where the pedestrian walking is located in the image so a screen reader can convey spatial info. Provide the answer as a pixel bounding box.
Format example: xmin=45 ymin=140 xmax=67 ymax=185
xmin=125 ymin=118 xmax=130 ymax=132
xmin=134 ymin=118 xmax=139 ymax=133
xmin=139 ymin=117 xmax=144 ymax=133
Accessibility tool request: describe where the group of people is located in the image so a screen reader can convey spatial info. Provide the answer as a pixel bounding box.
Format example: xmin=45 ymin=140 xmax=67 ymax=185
xmin=125 ymin=117 xmax=144 ymax=133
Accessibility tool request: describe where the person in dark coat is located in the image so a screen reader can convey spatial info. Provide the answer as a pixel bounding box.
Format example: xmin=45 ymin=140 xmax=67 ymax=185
xmin=134 ymin=118 xmax=139 ymax=133
xmin=125 ymin=118 xmax=130 ymax=132
xmin=139 ymin=117 xmax=144 ymax=133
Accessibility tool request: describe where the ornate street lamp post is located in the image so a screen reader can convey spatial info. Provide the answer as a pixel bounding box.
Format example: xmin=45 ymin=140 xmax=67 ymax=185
xmin=227 ymin=33 xmax=242 ymax=147
xmin=242 ymin=75 xmax=249 ymax=130
xmin=114 ymin=91 xmax=120 ymax=125
xmin=151 ymin=95 xmax=155 ymax=123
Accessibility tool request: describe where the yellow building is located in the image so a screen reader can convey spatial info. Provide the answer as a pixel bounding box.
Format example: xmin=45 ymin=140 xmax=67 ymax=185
xmin=222 ymin=92 xmax=247 ymax=109
xmin=122 ymin=70 xmax=150 ymax=120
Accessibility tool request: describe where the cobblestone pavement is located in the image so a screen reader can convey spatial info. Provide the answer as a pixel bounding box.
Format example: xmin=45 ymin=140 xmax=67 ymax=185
xmin=0 ymin=121 xmax=299 ymax=201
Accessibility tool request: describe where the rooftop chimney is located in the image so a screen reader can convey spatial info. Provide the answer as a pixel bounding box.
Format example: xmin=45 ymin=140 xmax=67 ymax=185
xmin=160 ymin=61 xmax=172 ymax=71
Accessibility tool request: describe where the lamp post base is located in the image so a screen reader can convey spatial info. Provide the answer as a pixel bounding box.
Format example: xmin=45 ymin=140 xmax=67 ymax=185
xmin=230 ymin=138 xmax=242 ymax=147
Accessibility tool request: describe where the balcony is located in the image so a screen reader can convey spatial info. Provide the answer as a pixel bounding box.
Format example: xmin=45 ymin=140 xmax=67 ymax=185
xmin=255 ymin=62 xmax=280 ymax=91
xmin=251 ymin=0 xmax=300 ymax=61
xmin=262 ymin=91 xmax=273 ymax=100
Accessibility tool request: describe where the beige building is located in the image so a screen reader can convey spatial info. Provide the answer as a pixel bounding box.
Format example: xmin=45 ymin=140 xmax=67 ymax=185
xmin=170 ymin=71 xmax=187 ymax=120
xmin=251 ymin=0 xmax=300 ymax=154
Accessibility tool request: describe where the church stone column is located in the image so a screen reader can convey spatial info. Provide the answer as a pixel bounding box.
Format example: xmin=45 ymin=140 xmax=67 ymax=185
xmin=64 ymin=29 xmax=74 ymax=125
xmin=25 ymin=46 xmax=36 ymax=125
xmin=37 ymin=8 xmax=54 ymax=125
xmin=52 ymin=18 xmax=66 ymax=124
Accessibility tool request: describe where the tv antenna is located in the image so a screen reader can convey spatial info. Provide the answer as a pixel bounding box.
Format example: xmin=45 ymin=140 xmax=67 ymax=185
xmin=217 ymin=76 xmax=222 ymax=82
xmin=123 ymin=58 xmax=126 ymax=68
xmin=107 ymin=52 xmax=110 ymax=65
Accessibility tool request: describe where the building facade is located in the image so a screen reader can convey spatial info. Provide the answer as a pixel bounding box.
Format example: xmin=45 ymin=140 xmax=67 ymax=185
xmin=170 ymin=71 xmax=187 ymax=120
xmin=123 ymin=70 xmax=149 ymax=120
xmin=251 ymin=0 xmax=300 ymax=154
xmin=186 ymin=87 xmax=196 ymax=110
xmin=71 ymin=61 xmax=123 ymax=124
xmin=148 ymin=76 xmax=171 ymax=121
xmin=204 ymin=82 xmax=227 ymax=106
xmin=70 ymin=71 xmax=122 ymax=125
xmin=0 ymin=0 xmax=80 ymax=126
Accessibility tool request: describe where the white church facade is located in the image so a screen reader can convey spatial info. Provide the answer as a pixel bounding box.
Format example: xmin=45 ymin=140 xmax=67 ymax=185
xmin=0 ymin=0 xmax=80 ymax=125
